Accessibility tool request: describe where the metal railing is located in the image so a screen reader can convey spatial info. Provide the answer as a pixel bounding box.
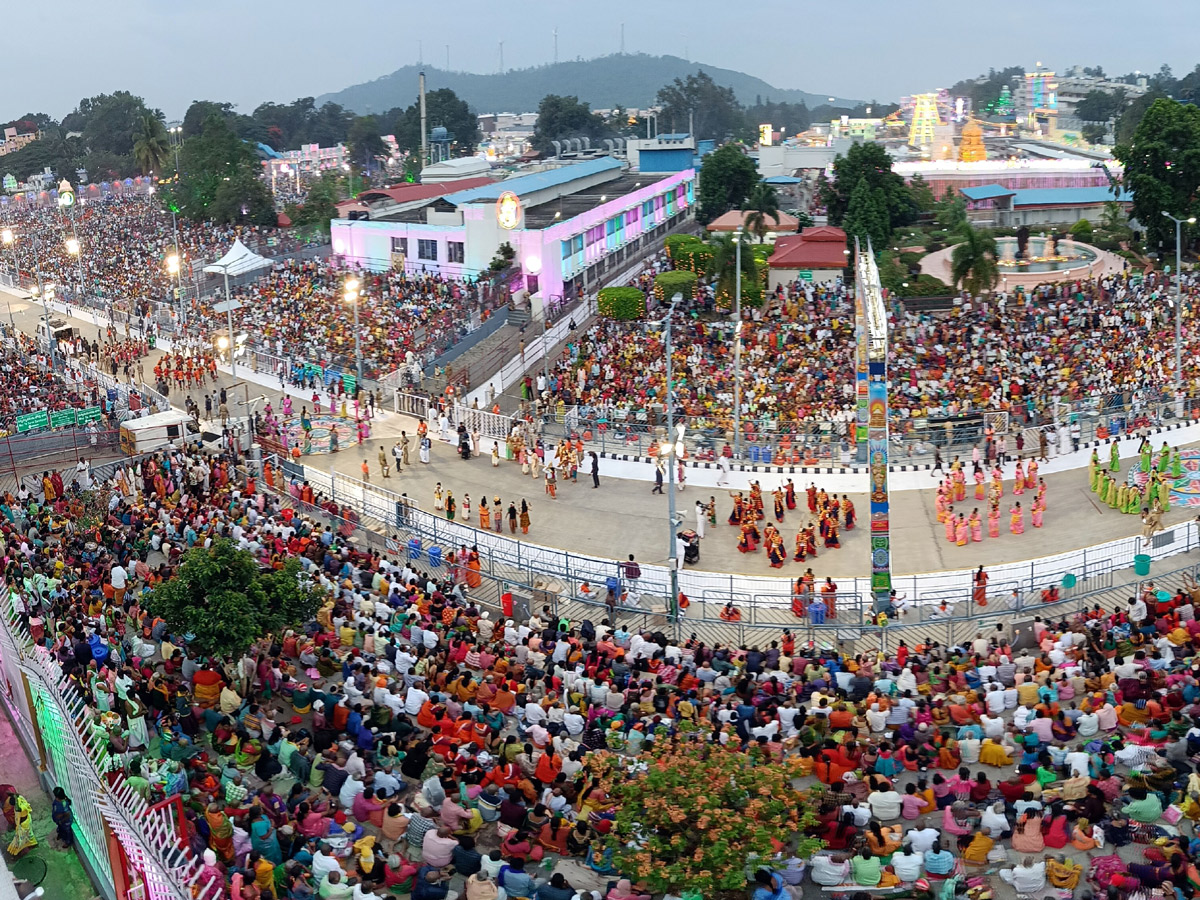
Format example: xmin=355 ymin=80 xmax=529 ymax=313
xmin=0 ymin=593 xmax=216 ymax=900
xmin=263 ymin=451 xmax=1200 ymax=632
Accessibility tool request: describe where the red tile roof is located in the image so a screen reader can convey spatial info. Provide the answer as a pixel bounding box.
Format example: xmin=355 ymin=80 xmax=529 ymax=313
xmin=768 ymin=226 xmax=849 ymax=269
xmin=706 ymin=209 xmax=800 ymax=232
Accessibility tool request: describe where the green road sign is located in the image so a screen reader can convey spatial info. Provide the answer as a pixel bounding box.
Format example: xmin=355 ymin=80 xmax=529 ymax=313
xmin=49 ymin=409 xmax=76 ymax=428
xmin=15 ymin=411 xmax=48 ymax=433
xmin=76 ymin=406 xmax=102 ymax=424
xmin=797 ymin=270 xmax=814 ymax=281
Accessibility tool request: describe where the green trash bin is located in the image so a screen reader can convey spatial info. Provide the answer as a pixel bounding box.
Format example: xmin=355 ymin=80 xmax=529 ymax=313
xmin=1133 ymin=554 xmax=1151 ymax=576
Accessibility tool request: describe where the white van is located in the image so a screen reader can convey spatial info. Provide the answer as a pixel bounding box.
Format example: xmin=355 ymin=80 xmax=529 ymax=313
xmin=118 ymin=410 xmax=194 ymax=455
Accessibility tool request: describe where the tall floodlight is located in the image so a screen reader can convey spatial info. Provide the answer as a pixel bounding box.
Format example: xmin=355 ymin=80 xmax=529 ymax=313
xmin=856 ymin=238 xmax=891 ymax=613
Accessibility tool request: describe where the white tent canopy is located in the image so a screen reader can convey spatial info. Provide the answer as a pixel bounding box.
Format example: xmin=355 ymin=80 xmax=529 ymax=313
xmin=202 ymin=239 xmax=273 ymax=277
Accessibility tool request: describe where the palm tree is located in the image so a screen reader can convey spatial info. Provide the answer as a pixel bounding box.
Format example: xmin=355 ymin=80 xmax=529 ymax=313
xmin=132 ymin=113 xmax=170 ymax=176
xmin=743 ymin=182 xmax=781 ymax=242
xmin=710 ymin=231 xmax=756 ymax=301
xmin=950 ymin=223 xmax=1000 ymax=296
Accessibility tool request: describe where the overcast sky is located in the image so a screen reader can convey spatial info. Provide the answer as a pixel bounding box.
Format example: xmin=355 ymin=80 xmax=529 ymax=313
xmin=6 ymin=0 xmax=1198 ymax=121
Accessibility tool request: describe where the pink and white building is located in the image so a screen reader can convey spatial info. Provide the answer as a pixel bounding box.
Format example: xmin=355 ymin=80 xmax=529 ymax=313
xmin=330 ymin=157 xmax=695 ymax=305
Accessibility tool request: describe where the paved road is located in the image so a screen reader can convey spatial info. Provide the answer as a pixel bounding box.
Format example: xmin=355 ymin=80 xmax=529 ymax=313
xmin=8 ymin=288 xmax=1193 ymax=578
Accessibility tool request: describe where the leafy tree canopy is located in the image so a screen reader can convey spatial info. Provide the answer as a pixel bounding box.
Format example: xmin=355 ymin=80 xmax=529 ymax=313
xmin=697 ymin=143 xmax=759 ymax=224
xmin=531 ymin=94 xmax=614 ymax=156
xmin=147 ymin=538 xmax=321 ymax=659
xmin=390 ymin=88 xmax=482 ymax=159
xmin=656 ymin=70 xmax=743 ymax=142
xmin=821 ymin=142 xmax=917 ymax=231
xmin=589 ymin=738 xmax=822 ymax=897
xmin=171 ymin=113 xmax=274 ymax=226
xmin=1113 ymin=97 xmax=1200 ymax=248
xmin=843 ymin=177 xmax=892 ymax=251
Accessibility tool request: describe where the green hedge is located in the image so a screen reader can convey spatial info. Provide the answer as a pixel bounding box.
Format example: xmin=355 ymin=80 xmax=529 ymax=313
xmin=597 ymin=286 xmax=647 ymax=320
xmin=654 ymin=270 xmax=698 ymax=302
xmin=665 ymin=234 xmax=713 ymax=275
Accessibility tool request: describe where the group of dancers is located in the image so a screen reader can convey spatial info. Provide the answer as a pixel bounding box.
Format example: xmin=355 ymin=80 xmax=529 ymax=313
xmin=729 ymin=479 xmax=855 ymax=568
xmin=152 ymin=350 xmax=218 ymax=390
xmin=1089 ymin=437 xmax=1178 ymax=516
xmin=935 ymin=456 xmax=1048 ymax=544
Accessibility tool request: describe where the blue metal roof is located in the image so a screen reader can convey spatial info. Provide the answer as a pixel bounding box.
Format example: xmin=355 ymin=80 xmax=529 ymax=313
xmin=444 ymin=157 xmax=623 ymax=205
xmin=763 ymin=175 xmax=803 ymax=184
xmin=960 ymin=184 xmax=1016 ymax=202
xmin=658 ymin=133 xmax=692 ymax=140
xmin=1012 ymin=186 xmax=1132 ymax=207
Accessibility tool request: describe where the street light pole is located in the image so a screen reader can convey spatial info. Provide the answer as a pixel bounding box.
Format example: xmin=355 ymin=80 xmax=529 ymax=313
xmin=662 ymin=292 xmax=683 ymax=624
xmin=733 ymin=229 xmax=743 ymax=459
xmin=1162 ymin=211 xmax=1196 ymax=398
xmin=345 ymin=278 xmax=363 ymax=384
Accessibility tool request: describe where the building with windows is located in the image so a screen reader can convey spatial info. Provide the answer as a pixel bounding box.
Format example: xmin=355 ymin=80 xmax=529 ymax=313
xmin=330 ymin=157 xmax=695 ymax=306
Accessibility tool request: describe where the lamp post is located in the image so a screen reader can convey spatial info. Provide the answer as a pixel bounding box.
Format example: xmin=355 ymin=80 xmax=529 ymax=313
xmin=1162 ymin=211 xmax=1196 ymax=399
xmin=165 ymin=253 xmax=182 ymax=329
xmin=58 ymin=180 xmax=84 ymax=299
xmin=1 ymin=228 xmax=17 ymax=286
xmin=733 ymin=228 xmax=743 ymax=459
xmin=345 ymin=277 xmax=363 ymax=385
xmin=657 ymin=292 xmax=684 ymax=623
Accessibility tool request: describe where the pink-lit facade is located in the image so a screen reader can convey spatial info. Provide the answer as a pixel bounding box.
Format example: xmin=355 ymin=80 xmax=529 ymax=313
xmin=330 ymin=165 xmax=695 ymax=302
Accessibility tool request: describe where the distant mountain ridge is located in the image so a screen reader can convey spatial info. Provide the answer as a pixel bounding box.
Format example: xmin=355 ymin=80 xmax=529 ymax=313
xmin=315 ymin=53 xmax=862 ymax=117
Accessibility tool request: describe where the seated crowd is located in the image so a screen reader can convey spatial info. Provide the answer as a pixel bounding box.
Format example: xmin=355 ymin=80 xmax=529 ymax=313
xmin=11 ymin=436 xmax=1200 ymax=900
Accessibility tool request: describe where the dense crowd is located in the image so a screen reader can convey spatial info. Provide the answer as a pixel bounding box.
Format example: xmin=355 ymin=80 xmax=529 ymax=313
xmin=542 ymin=271 xmax=1194 ymax=446
xmin=0 ymin=196 xmax=294 ymax=317
xmin=9 ymin=439 xmax=1200 ymax=900
xmin=205 ymin=257 xmax=502 ymax=375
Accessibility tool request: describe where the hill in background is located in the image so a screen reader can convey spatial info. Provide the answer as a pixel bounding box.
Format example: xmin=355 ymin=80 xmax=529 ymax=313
xmin=315 ymin=53 xmax=862 ymax=117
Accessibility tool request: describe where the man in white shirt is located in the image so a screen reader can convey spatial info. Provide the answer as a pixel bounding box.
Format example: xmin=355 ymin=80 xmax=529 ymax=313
xmin=809 ymin=855 xmax=850 ymax=886
xmin=981 ymin=801 xmax=1010 ymax=837
xmin=891 ymin=846 xmax=924 ymax=882
xmin=1000 ymin=857 xmax=1046 ymax=894
xmin=1066 ymin=747 xmax=1092 ymax=777
xmin=404 ymin=683 xmax=429 ymax=716
xmin=110 ymin=563 xmax=128 ymax=601
xmin=907 ymin=826 xmax=940 ymax=853
xmin=867 ymin=788 xmax=902 ymax=820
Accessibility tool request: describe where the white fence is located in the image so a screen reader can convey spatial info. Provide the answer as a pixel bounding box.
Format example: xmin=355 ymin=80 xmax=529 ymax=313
xmin=282 ymin=455 xmax=1200 ymax=614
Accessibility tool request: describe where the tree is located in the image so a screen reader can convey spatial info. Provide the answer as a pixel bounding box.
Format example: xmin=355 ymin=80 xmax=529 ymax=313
xmin=173 ymin=113 xmax=274 ymax=225
xmin=147 ymin=539 xmax=321 ymax=659
xmin=743 ymin=99 xmax=811 ymax=139
xmin=392 ymin=88 xmax=481 ymax=158
xmin=347 ymin=115 xmax=386 ymax=170
xmin=710 ymin=232 xmax=760 ymax=306
xmin=0 ymin=126 xmax=83 ymax=182
xmin=1075 ymin=89 xmax=1127 ymax=123
xmin=842 ymin=178 xmax=891 ymax=250
xmin=1114 ymin=91 xmax=1167 ymax=145
xmin=1081 ymin=123 xmax=1107 ymax=145
xmin=934 ymin=193 xmax=968 ymax=230
xmin=588 ymin=739 xmax=821 ymax=898
xmin=182 ymin=101 xmax=238 ymax=138
xmin=132 ymin=113 xmax=170 ymax=176
xmin=907 ymin=173 xmax=936 ymax=213
xmin=656 ymin=70 xmax=744 ymax=142
xmin=1113 ymin=98 xmax=1200 ymax=249
xmin=1069 ymin=218 xmax=1094 ymax=242
xmin=821 ymin=142 xmax=916 ymax=232
xmin=79 ymin=91 xmax=158 ymax=158
xmin=285 ymin=172 xmax=344 ymax=235
xmin=743 ymin=182 xmax=780 ymax=242
xmin=697 ymin=143 xmax=758 ymax=224
xmin=531 ymin=94 xmax=613 ymax=156
xmin=950 ymin=223 xmax=1000 ymax=296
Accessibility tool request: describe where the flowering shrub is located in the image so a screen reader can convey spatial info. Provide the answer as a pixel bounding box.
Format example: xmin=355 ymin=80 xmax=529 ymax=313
xmin=588 ymin=735 xmax=823 ymax=897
